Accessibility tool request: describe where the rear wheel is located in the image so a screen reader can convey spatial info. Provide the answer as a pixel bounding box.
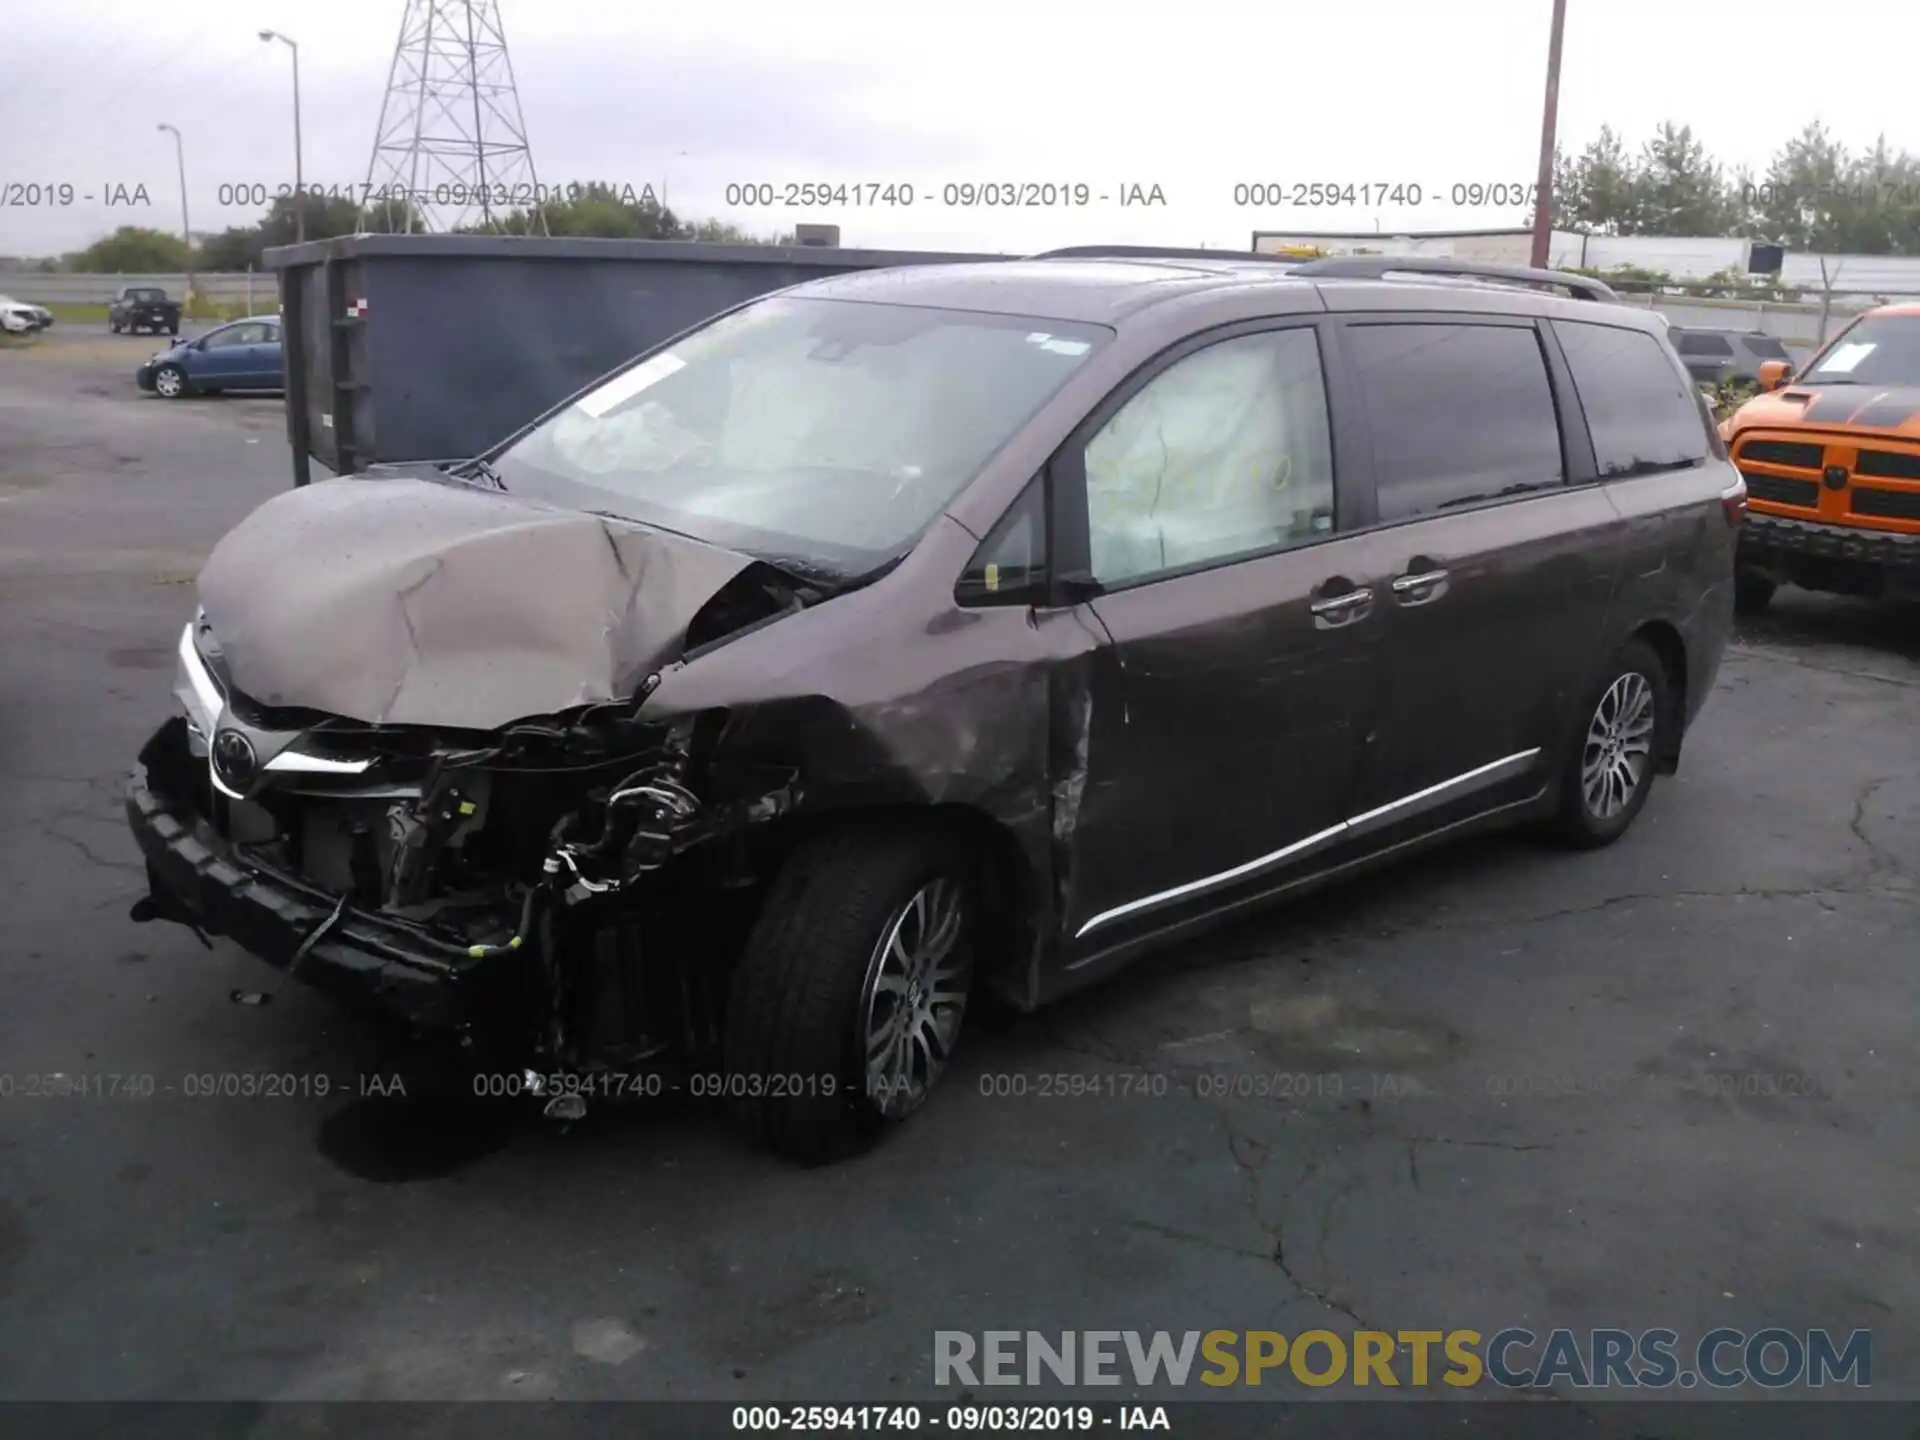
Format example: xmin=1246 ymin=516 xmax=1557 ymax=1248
xmin=725 ymin=824 xmax=975 ymax=1162
xmin=1552 ymin=638 xmax=1670 ymax=849
xmin=1734 ymin=572 xmax=1776 ymax=615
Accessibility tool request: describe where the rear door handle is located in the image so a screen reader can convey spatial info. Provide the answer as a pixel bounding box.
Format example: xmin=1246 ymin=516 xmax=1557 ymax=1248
xmin=1309 ymin=586 xmax=1373 ymax=626
xmin=1390 ymin=568 xmax=1450 ymax=604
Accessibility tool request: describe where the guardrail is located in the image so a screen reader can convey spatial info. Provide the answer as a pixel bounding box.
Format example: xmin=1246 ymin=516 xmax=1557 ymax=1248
xmin=0 ymin=272 xmax=276 ymax=307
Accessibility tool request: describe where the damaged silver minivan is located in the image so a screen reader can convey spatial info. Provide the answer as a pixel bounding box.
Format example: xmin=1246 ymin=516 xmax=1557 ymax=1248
xmin=128 ymin=253 xmax=1737 ymax=1159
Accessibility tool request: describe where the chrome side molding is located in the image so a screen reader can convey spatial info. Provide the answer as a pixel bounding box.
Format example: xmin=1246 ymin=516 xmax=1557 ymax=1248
xmin=1074 ymin=748 xmax=1541 ymax=940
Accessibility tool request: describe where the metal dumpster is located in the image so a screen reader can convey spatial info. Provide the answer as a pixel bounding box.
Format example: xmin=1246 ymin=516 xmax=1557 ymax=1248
xmin=263 ymin=233 xmax=1006 ymax=485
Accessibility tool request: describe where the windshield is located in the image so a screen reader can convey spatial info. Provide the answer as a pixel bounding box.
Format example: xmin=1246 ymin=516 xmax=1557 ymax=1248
xmin=1800 ymin=314 xmax=1920 ymax=386
xmin=127 ymin=289 xmax=164 ymax=301
xmin=489 ymin=296 xmax=1110 ymax=577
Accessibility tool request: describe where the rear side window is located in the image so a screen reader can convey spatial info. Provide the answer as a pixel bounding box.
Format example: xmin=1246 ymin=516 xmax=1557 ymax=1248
xmin=1556 ymin=321 xmax=1709 ymax=477
xmin=1675 ymin=332 xmax=1734 ymax=357
xmin=1345 ymin=322 xmax=1565 ymax=522
xmin=1744 ymin=335 xmax=1790 ymax=360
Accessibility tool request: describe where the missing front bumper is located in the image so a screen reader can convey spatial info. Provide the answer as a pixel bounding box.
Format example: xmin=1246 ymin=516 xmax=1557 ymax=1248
xmin=125 ymin=717 xmax=530 ymax=1042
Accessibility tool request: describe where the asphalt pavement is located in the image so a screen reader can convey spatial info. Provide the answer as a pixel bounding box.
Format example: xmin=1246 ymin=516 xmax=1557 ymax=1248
xmin=1 ymin=326 xmax=1915 ymax=1420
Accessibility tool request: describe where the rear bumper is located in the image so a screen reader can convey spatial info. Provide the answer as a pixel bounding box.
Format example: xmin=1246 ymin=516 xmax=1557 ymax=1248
xmin=1739 ymin=512 xmax=1920 ymax=595
xmin=125 ymin=718 xmax=529 ymax=1042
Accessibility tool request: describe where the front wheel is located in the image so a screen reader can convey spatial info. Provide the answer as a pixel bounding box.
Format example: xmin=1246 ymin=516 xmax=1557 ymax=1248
xmin=724 ymin=825 xmax=975 ymax=1162
xmin=152 ymin=364 xmax=187 ymax=399
xmin=1552 ymin=638 xmax=1670 ymax=849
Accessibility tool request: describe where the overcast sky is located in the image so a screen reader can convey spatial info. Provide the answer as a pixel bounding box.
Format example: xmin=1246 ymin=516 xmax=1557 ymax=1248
xmin=1 ymin=0 xmax=1916 ymax=258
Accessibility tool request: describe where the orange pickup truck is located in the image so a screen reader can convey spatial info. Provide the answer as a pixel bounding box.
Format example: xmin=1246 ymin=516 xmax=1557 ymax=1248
xmin=1721 ymin=303 xmax=1920 ymax=612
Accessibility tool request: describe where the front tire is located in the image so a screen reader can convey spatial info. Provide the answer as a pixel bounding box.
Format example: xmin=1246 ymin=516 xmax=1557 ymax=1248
xmin=1552 ymin=638 xmax=1670 ymax=849
xmin=725 ymin=824 xmax=975 ymax=1162
xmin=152 ymin=364 xmax=187 ymax=399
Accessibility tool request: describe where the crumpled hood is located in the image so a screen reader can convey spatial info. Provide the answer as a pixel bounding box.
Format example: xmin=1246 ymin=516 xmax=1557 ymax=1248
xmin=196 ymin=475 xmax=755 ymax=729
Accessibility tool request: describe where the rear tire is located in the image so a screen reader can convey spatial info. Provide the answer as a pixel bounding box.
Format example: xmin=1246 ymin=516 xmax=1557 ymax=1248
xmin=1734 ymin=573 xmax=1776 ymax=615
xmin=724 ymin=823 xmax=975 ymax=1163
xmin=1552 ymin=638 xmax=1670 ymax=849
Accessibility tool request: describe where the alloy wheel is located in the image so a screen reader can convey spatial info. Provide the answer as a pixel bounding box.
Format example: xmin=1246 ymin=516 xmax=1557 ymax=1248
xmin=1580 ymin=671 xmax=1655 ymax=820
xmin=860 ymin=875 xmax=971 ymax=1119
xmin=155 ymin=368 xmax=183 ymax=398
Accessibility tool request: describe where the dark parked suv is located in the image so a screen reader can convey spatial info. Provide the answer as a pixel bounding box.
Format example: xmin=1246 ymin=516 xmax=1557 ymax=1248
xmin=126 ymin=252 xmax=1741 ymax=1159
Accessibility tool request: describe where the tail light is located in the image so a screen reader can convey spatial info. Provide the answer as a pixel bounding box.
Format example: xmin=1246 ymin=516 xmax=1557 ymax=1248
xmin=1719 ymin=476 xmax=1747 ymax=527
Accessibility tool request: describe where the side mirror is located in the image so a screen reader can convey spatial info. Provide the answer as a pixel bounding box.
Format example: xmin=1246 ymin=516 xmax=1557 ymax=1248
xmin=1758 ymin=360 xmax=1793 ymax=391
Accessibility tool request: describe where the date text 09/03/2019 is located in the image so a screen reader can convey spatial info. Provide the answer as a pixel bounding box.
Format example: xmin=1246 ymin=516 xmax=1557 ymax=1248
xmin=722 ymin=182 xmax=1167 ymax=209
xmin=731 ymin=1404 xmax=1165 ymax=1432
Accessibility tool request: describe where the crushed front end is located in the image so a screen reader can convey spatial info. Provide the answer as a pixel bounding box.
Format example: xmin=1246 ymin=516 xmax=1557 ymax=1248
xmin=127 ymin=611 xmax=796 ymax=1075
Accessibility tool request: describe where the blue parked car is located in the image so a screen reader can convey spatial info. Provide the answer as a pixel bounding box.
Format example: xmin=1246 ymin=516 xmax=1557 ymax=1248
xmin=137 ymin=316 xmax=284 ymax=399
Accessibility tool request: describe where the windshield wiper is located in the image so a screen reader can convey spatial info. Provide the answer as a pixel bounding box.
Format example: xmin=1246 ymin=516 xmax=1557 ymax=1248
xmin=452 ymin=457 xmax=507 ymax=490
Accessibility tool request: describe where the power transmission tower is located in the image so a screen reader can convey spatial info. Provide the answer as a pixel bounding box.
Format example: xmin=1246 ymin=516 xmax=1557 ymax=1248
xmin=363 ymin=0 xmax=549 ymax=235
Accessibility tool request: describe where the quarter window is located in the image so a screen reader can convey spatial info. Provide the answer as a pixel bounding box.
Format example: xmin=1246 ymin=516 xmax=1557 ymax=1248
xmin=1557 ymin=320 xmax=1710 ymax=476
xmin=957 ymin=479 xmax=1046 ymax=605
xmin=1346 ymin=322 xmax=1565 ymax=521
xmin=1081 ymin=328 xmax=1335 ymax=587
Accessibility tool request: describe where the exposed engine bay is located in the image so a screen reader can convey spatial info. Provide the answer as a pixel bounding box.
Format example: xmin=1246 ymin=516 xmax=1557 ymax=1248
xmin=134 ymin=562 xmax=810 ymax=1082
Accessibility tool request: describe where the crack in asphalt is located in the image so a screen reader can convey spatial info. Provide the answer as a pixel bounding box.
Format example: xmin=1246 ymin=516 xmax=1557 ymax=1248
xmin=37 ymin=820 xmax=142 ymax=873
xmin=1848 ymin=777 xmax=1905 ymax=878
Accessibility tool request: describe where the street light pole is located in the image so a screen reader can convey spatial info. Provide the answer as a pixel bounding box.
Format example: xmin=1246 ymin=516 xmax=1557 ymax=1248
xmin=1530 ymin=0 xmax=1569 ymax=269
xmin=259 ymin=30 xmax=305 ymax=244
xmin=156 ymin=123 xmax=194 ymax=303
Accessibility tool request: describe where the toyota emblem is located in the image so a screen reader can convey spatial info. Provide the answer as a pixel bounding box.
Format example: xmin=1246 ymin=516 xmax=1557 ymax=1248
xmin=211 ymin=729 xmax=258 ymax=792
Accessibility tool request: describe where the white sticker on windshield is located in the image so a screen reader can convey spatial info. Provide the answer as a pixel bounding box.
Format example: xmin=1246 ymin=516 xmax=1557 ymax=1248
xmin=1819 ymin=342 xmax=1875 ymax=375
xmin=1039 ymin=338 xmax=1090 ymax=356
xmin=575 ymin=352 xmax=686 ymax=418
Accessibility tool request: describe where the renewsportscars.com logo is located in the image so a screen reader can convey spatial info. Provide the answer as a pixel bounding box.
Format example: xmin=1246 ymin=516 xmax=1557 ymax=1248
xmin=933 ymin=1328 xmax=1872 ymax=1390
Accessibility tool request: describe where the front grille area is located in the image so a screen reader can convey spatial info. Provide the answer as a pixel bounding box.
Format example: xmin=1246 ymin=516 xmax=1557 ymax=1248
xmin=1856 ymin=449 xmax=1920 ymax=482
xmin=1738 ymin=439 xmax=1824 ymax=469
xmin=1741 ymin=471 xmax=1821 ymax=508
xmin=1852 ymin=487 xmax=1920 ymax=522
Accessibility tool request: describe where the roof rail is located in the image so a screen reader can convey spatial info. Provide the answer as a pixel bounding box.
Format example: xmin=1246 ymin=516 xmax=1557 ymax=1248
xmin=1286 ymin=256 xmax=1620 ymax=302
xmin=1028 ymin=245 xmax=1302 ymax=265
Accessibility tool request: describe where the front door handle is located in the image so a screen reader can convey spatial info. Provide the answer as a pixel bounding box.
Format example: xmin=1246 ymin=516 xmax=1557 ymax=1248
xmin=1309 ymin=586 xmax=1374 ymax=627
xmin=1390 ymin=568 xmax=1451 ymax=604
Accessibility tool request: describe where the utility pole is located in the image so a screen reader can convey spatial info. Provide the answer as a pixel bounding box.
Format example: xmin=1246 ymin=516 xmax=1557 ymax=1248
xmin=157 ymin=123 xmax=194 ymax=304
xmin=1530 ymin=0 xmax=1569 ymax=269
xmin=260 ymin=30 xmax=305 ymax=243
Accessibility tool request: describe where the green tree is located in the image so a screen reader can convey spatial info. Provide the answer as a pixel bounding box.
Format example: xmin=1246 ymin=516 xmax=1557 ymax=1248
xmin=69 ymin=225 xmax=191 ymax=272
xmin=1635 ymin=122 xmax=1738 ymax=236
xmin=1752 ymin=121 xmax=1850 ymax=249
xmin=1554 ymin=125 xmax=1644 ymax=234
